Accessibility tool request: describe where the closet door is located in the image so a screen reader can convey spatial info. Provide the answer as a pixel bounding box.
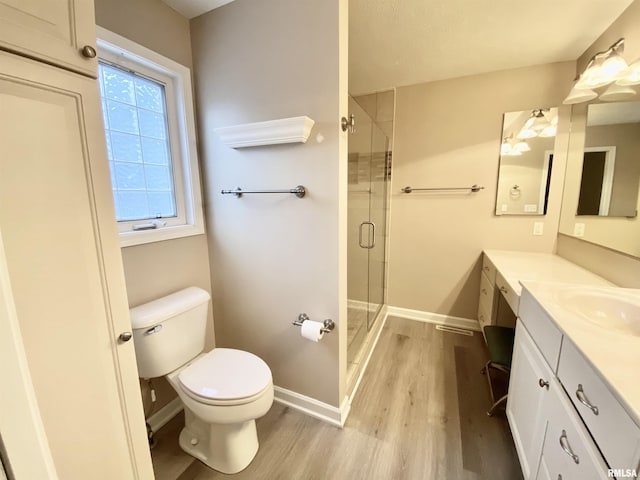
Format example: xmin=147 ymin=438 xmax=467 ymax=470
xmin=0 ymin=0 xmax=98 ymax=77
xmin=0 ymin=51 xmax=152 ymax=480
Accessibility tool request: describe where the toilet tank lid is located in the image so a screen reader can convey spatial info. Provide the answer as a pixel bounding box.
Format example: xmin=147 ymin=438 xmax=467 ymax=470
xmin=129 ymin=287 xmax=210 ymax=329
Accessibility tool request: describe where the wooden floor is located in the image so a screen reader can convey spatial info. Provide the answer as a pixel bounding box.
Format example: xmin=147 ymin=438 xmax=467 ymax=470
xmin=153 ymin=316 xmax=522 ymax=480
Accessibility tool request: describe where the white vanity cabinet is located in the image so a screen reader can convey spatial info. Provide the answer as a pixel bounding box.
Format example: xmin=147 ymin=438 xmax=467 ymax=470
xmin=0 ymin=0 xmax=98 ymax=77
xmin=509 ymin=285 xmax=640 ymax=480
xmin=536 ymin=377 xmax=610 ymax=480
xmin=507 ymin=320 xmax=554 ymax=479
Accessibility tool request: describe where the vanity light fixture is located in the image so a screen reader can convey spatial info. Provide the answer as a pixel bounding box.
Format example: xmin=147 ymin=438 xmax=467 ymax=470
xmin=517 ymin=109 xmax=555 ymax=139
xmin=501 ymin=135 xmax=527 ymax=156
xmin=617 ymin=58 xmax=640 ymax=86
xmin=513 ymin=139 xmax=530 ymax=152
xmin=599 ymin=83 xmax=637 ymax=102
xmin=563 ymin=38 xmax=640 ymax=104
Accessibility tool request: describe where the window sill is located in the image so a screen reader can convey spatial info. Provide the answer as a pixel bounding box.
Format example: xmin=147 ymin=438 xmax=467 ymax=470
xmin=119 ymin=223 xmax=205 ymax=248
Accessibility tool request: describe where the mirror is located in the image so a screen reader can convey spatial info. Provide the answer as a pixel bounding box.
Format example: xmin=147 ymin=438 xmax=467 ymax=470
xmin=495 ymin=108 xmax=558 ymax=215
xmin=559 ymin=100 xmax=640 ymax=257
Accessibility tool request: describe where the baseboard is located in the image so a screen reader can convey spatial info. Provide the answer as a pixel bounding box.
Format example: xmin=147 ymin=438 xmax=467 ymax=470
xmin=387 ymin=305 xmax=481 ymax=331
xmin=347 ymin=298 xmax=377 ymax=312
xmin=273 ymin=386 xmax=350 ymax=428
xmin=348 ymin=305 xmax=388 ymax=404
xmin=147 ymin=397 xmax=183 ymax=433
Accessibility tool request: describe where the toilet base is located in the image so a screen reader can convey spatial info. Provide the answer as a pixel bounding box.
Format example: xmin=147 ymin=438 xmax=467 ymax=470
xmin=178 ymin=408 xmax=259 ymax=474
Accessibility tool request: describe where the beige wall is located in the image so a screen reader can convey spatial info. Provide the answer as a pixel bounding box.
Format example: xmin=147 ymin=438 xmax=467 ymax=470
xmin=191 ymin=0 xmax=347 ymax=406
xmin=95 ymin=0 xmax=214 ymax=412
xmin=586 ymin=123 xmax=640 ymax=217
xmin=388 ymin=61 xmax=576 ymax=318
xmin=95 ymin=0 xmax=193 ymax=68
xmin=556 ymin=0 xmax=640 ymax=281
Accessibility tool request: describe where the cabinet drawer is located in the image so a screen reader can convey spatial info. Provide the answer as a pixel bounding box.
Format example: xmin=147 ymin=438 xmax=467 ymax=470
xmin=557 ymin=339 xmax=640 ymax=471
xmin=479 ymin=271 xmax=495 ymax=312
xmin=496 ymin=271 xmax=519 ymax=314
xmin=477 ymin=300 xmax=491 ymax=332
xmin=482 ymin=254 xmax=497 ymax=284
xmin=518 ymin=290 xmax=563 ymax=372
xmin=538 ymin=378 xmax=609 ymax=480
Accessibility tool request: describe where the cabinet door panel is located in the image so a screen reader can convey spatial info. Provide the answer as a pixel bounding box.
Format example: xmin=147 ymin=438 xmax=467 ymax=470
xmin=507 ymin=321 xmax=553 ymax=479
xmin=0 ymin=51 xmax=151 ymax=479
xmin=0 ymin=0 xmax=97 ymax=77
xmin=539 ymin=379 xmax=609 ymax=480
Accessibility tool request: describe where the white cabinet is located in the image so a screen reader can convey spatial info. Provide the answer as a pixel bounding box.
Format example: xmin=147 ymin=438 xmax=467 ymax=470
xmin=507 ymin=321 xmax=553 ymax=479
xmin=0 ymin=0 xmax=98 ymax=77
xmin=536 ymin=378 xmax=609 ymax=480
xmin=0 ymin=38 xmax=152 ymax=480
xmin=510 ymin=287 xmax=635 ymax=480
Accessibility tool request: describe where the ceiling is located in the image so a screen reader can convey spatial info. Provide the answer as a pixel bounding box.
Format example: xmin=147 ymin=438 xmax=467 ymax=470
xmin=161 ymin=0 xmax=235 ymax=18
xmin=165 ymin=0 xmax=636 ymax=94
xmin=349 ymin=0 xmax=636 ymax=95
xmin=588 ymin=101 xmax=640 ymax=126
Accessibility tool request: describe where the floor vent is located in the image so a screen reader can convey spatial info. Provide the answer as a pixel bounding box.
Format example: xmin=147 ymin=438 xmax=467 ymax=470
xmin=435 ymin=325 xmax=474 ymax=336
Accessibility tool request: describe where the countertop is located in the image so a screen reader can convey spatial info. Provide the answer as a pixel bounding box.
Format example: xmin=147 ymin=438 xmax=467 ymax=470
xmin=484 ymin=250 xmax=614 ymax=297
xmin=521 ymin=281 xmax=640 ymax=427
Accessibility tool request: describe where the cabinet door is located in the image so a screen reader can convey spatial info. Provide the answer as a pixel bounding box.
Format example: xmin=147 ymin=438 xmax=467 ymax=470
xmin=507 ymin=321 xmax=553 ymax=479
xmin=0 ymin=51 xmax=152 ymax=479
xmin=538 ymin=379 xmax=609 ymax=480
xmin=0 ymin=0 xmax=97 ymax=77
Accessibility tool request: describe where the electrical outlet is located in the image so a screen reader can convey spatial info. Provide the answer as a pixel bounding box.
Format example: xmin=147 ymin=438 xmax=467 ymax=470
xmin=533 ymin=222 xmax=544 ymax=236
xmin=574 ymin=223 xmax=585 ymax=237
xmin=501 ymin=204 xmax=508 ymax=213
xmin=524 ymin=204 xmax=537 ymax=212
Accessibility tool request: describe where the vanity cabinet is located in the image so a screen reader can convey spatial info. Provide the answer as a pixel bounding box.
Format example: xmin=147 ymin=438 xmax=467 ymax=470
xmin=507 ymin=320 xmax=553 ymax=479
xmin=509 ymin=286 xmax=639 ymax=480
xmin=557 ymin=339 xmax=640 ymax=471
xmin=0 ymin=0 xmax=98 ymax=77
xmin=536 ymin=377 xmax=609 ymax=480
xmin=477 ymin=253 xmax=517 ymax=333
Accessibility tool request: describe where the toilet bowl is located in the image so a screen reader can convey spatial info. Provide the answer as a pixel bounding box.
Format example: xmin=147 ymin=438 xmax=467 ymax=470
xmin=129 ymin=288 xmax=274 ymax=474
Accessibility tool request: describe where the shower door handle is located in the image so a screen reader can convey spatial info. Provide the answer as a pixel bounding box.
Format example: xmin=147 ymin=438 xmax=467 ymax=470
xmin=358 ymin=221 xmax=375 ymax=249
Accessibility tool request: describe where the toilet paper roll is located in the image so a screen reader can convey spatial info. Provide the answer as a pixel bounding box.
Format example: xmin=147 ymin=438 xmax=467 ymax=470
xmin=301 ymin=320 xmax=325 ymax=342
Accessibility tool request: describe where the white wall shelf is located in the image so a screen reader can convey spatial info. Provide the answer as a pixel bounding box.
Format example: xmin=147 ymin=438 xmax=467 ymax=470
xmin=214 ymin=116 xmax=315 ymax=148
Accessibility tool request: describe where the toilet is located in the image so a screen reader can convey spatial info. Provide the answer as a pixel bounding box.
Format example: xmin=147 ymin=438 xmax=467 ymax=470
xmin=129 ymin=287 xmax=274 ymax=474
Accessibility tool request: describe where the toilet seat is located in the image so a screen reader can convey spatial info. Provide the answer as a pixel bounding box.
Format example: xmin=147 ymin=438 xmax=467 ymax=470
xmin=178 ymin=348 xmax=272 ymax=406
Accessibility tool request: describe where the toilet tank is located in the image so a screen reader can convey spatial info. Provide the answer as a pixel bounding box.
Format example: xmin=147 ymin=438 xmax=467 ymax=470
xmin=129 ymin=287 xmax=211 ymax=379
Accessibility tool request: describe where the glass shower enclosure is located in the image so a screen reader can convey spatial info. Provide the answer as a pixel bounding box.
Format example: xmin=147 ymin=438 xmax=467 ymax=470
xmin=347 ymin=96 xmax=390 ymax=374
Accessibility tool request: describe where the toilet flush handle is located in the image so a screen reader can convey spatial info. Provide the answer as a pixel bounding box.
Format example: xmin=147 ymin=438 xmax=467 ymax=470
xmin=145 ymin=324 xmax=163 ymax=335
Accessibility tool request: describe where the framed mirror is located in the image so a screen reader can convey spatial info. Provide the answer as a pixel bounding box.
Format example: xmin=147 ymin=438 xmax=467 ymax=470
xmin=495 ymin=108 xmax=558 ymax=215
xmin=559 ymin=100 xmax=640 ymax=257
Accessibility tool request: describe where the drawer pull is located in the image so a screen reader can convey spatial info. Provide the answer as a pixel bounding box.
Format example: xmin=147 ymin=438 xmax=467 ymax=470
xmin=483 ymin=266 xmax=490 ymax=272
xmin=499 ymin=286 xmax=508 ymax=294
xmin=559 ymin=430 xmax=580 ymax=464
xmin=482 ymin=288 xmax=487 ymax=295
xmin=538 ymin=378 xmax=549 ymax=389
xmin=575 ymin=384 xmax=599 ymax=415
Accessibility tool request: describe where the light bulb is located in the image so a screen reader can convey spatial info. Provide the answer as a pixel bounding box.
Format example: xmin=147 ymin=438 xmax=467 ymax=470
xmin=539 ymin=125 xmax=557 ymax=137
xmin=563 ymin=86 xmax=598 ymax=104
xmin=617 ymin=59 xmax=640 ymax=86
xmin=501 ymin=142 xmax=512 ymax=155
xmin=514 ymin=140 xmax=530 ymax=152
xmin=517 ymin=128 xmax=537 ymax=139
xmin=599 ymin=83 xmax=637 ymax=102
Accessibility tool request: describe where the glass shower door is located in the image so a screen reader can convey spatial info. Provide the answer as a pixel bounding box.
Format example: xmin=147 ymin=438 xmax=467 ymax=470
xmin=347 ymin=96 xmax=389 ymax=366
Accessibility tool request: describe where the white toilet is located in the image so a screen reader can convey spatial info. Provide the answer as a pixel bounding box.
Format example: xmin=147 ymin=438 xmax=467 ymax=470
xmin=129 ymin=287 xmax=274 ymax=474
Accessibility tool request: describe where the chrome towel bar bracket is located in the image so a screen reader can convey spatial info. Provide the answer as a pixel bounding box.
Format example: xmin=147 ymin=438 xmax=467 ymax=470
xmin=401 ymin=184 xmax=484 ymax=194
xmin=292 ymin=313 xmax=335 ymax=334
xmin=221 ymin=185 xmax=306 ymax=198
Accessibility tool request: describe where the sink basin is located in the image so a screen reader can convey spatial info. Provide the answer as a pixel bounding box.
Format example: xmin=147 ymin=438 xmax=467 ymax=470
xmin=555 ymin=287 xmax=640 ymax=336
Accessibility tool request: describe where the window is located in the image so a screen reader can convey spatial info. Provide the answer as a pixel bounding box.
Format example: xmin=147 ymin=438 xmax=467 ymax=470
xmin=96 ymin=26 xmax=204 ymax=247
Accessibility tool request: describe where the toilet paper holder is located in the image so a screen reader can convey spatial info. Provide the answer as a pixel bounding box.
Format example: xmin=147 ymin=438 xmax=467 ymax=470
xmin=293 ymin=313 xmax=335 ymax=334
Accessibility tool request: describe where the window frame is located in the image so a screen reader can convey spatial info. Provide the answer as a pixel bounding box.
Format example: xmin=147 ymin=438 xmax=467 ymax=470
xmin=96 ymin=26 xmax=204 ymax=247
